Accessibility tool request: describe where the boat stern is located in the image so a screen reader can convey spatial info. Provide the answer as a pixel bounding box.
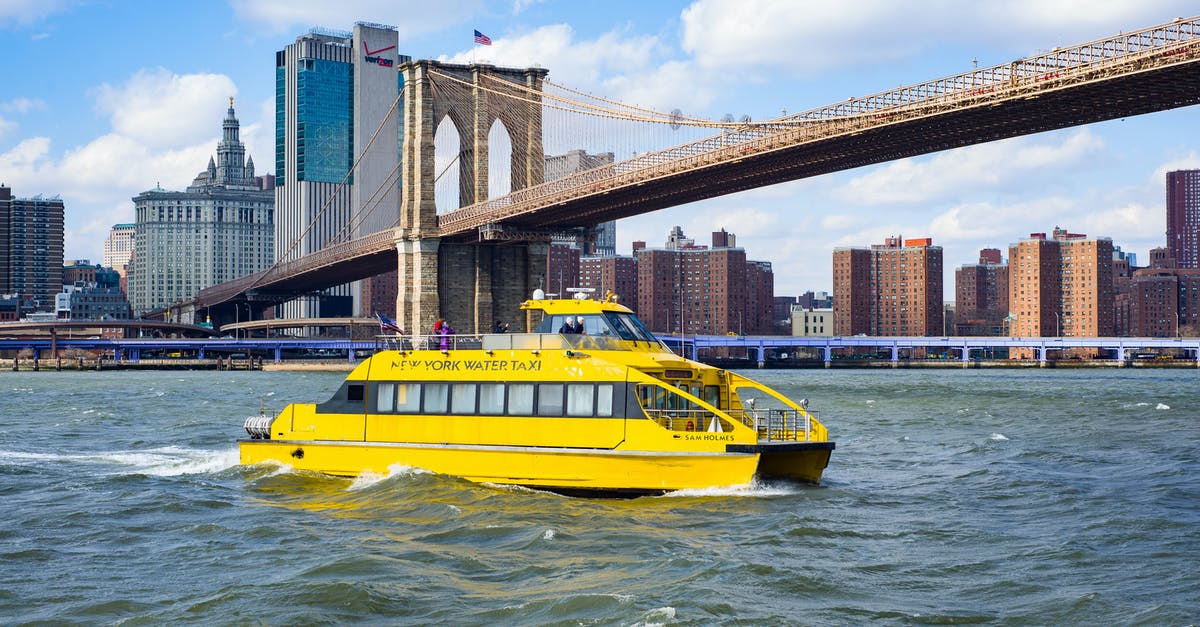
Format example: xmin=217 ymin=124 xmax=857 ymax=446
xmin=727 ymin=441 xmax=836 ymax=484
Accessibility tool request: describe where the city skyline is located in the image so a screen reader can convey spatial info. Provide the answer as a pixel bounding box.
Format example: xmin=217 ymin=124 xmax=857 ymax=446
xmin=2 ymin=1 xmax=1199 ymax=297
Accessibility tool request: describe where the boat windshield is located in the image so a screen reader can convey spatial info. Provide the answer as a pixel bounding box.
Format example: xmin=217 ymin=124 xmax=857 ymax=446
xmin=536 ymin=312 xmax=661 ymax=344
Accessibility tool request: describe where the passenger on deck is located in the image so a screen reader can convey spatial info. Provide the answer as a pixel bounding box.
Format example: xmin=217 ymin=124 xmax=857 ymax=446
xmin=559 ymin=317 xmax=582 ymax=334
xmin=435 ymin=319 xmax=455 ymax=352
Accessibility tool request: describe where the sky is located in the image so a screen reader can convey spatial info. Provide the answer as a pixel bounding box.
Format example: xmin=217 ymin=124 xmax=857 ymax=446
xmin=2 ymin=0 xmax=1199 ymax=297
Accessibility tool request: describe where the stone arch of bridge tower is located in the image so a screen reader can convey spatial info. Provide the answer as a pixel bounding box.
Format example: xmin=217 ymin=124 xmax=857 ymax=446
xmin=396 ymin=59 xmax=550 ymax=336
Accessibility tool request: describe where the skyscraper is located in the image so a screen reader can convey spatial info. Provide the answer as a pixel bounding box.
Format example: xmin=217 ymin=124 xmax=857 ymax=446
xmin=128 ymin=101 xmax=274 ymax=314
xmin=833 ymin=236 xmax=943 ymax=336
xmin=1166 ymin=169 xmax=1200 ymax=268
xmin=103 ymin=223 xmax=135 ymax=275
xmin=0 ymin=185 xmax=64 ymax=313
xmin=274 ymin=23 xmax=402 ymax=318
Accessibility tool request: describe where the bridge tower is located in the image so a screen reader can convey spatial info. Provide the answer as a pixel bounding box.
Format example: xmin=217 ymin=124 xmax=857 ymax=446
xmin=396 ymin=60 xmax=549 ymax=334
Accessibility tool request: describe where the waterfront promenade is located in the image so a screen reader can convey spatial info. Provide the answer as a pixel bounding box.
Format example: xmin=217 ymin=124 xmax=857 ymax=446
xmin=3 ymin=333 xmax=1199 ymax=370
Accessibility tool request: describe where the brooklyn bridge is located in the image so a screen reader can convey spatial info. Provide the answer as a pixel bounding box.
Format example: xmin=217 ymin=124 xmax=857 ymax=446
xmin=181 ymin=16 xmax=1200 ymax=335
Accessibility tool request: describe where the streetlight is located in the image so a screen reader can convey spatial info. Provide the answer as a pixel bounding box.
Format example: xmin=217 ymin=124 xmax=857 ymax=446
xmin=1053 ymin=311 xmax=1060 ymax=337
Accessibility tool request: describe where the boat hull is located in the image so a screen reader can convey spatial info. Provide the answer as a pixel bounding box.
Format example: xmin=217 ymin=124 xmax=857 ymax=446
xmin=240 ymin=439 xmax=766 ymax=495
xmin=728 ymin=441 xmax=835 ymax=484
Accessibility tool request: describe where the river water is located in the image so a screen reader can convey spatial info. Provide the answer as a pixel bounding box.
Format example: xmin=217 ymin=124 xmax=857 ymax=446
xmin=1 ymin=368 xmax=1196 ymax=625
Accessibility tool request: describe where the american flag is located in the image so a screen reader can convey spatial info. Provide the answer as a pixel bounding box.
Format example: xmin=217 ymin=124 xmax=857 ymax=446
xmin=473 ymin=29 xmax=492 ymax=46
xmin=375 ymin=312 xmax=403 ymax=335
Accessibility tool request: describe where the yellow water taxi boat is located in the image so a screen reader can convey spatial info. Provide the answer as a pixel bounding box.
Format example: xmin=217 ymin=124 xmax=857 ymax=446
xmin=240 ymin=292 xmax=834 ymax=496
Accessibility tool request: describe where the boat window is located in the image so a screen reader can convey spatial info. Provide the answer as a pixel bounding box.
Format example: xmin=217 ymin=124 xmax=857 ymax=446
xmin=538 ymin=383 xmax=564 ymax=416
xmin=566 ymin=384 xmax=594 ymax=416
xmin=704 ymin=385 xmax=721 ymax=409
xmin=424 ymin=383 xmax=448 ymax=413
xmin=638 ymin=384 xmax=668 ymax=410
xmin=479 ymin=383 xmax=505 ymax=414
xmin=347 ymin=384 xmax=365 ymax=402
xmin=396 ymin=383 xmax=421 ymax=413
xmin=597 ymin=384 xmax=614 ymax=417
xmin=734 ymin=386 xmax=789 ymax=411
xmin=450 ymin=383 xmax=477 ymax=415
xmin=601 ymin=312 xmax=638 ymax=340
xmin=508 ymin=383 xmax=534 ymax=415
xmin=376 ymin=382 xmax=395 ymax=413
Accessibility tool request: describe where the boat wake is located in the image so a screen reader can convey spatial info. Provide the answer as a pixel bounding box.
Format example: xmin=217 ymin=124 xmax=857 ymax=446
xmin=664 ymin=478 xmax=805 ymax=498
xmin=2 ymin=445 xmax=241 ymax=476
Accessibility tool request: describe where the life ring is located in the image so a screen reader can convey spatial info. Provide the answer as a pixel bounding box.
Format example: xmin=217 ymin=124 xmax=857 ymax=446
xmin=685 ymin=421 xmax=695 ymax=432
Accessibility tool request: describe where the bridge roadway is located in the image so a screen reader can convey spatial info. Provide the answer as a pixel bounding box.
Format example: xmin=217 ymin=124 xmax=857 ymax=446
xmin=196 ymin=16 xmax=1200 ymax=309
xmin=661 ymin=335 xmax=1200 ymax=366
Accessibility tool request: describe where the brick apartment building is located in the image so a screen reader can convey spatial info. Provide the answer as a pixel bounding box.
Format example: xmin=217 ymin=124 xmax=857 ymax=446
xmin=1008 ymin=227 xmax=1113 ymax=356
xmin=634 ymin=227 xmax=773 ymax=335
xmin=833 ymin=236 xmax=943 ymax=336
xmin=954 ymin=248 xmax=1009 ymax=335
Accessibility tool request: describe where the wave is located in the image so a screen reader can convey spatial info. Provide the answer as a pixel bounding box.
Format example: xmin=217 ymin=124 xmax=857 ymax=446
xmin=1 ymin=446 xmax=240 ymax=477
xmin=345 ymin=463 xmax=432 ymax=491
xmin=663 ymin=478 xmax=804 ymax=498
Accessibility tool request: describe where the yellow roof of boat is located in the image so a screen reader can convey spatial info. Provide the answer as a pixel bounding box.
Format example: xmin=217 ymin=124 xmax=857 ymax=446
xmin=520 ymin=291 xmax=632 ymax=315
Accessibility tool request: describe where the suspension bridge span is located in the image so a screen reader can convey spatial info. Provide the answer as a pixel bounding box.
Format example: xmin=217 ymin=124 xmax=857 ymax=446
xmin=193 ymin=16 xmax=1200 ymax=335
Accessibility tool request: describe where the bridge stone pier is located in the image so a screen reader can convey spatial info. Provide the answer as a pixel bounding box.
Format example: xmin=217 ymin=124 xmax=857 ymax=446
xmin=396 ymin=60 xmax=550 ymax=335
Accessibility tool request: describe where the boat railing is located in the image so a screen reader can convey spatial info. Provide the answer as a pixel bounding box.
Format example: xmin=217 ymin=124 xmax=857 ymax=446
xmin=724 ymin=408 xmax=816 ymax=442
xmin=376 ymin=332 xmax=634 ymax=352
xmin=643 ymin=408 xmax=734 ymax=434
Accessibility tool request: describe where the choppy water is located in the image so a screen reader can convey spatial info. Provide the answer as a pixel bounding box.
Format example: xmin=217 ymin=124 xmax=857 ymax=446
xmin=1 ymin=368 xmax=1197 ymax=625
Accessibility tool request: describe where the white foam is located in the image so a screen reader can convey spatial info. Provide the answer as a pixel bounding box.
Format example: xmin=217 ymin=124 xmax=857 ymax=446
xmin=345 ymin=463 xmax=431 ymax=491
xmin=2 ymin=446 xmax=241 ymax=476
xmin=1156 ymin=403 xmax=1170 ymax=410
xmin=664 ymin=479 xmax=796 ymax=498
xmin=103 ymin=446 xmax=241 ymax=476
xmin=988 ymin=433 xmax=1009 ymax=441
xmin=542 ymin=528 xmax=556 ymax=540
xmin=632 ymin=606 xmax=677 ymax=627
xmin=346 ymin=471 xmax=387 ymax=490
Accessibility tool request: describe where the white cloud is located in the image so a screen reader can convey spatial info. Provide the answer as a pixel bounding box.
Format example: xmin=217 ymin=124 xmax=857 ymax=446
xmin=92 ymin=69 xmax=236 ymax=151
xmin=678 ymin=0 xmax=1198 ymax=75
xmin=0 ymin=0 xmax=75 ymax=27
xmin=228 ymin=0 xmax=485 ymax=38
xmin=511 ymin=0 xmax=544 ymax=15
xmin=0 ymin=68 xmax=259 ymax=262
xmin=0 ymin=97 xmax=44 ymax=114
xmin=833 ymin=129 xmax=1106 ymax=206
xmin=1151 ymin=152 xmax=1200 ymax=184
xmin=681 ymin=0 xmax=928 ymax=75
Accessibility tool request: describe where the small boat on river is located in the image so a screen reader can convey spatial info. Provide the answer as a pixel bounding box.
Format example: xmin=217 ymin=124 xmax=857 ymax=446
xmin=239 ymin=291 xmax=834 ymax=496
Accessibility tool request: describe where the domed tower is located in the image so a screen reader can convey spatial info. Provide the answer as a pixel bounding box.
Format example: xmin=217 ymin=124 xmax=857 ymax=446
xmin=215 ymin=97 xmax=249 ymax=186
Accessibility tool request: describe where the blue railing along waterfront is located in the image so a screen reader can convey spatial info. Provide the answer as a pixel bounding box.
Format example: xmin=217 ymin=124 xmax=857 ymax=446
xmin=659 ymin=335 xmax=1200 ymax=365
xmin=6 ymin=334 xmax=1199 ymax=366
xmin=0 ymin=337 xmax=377 ymax=363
